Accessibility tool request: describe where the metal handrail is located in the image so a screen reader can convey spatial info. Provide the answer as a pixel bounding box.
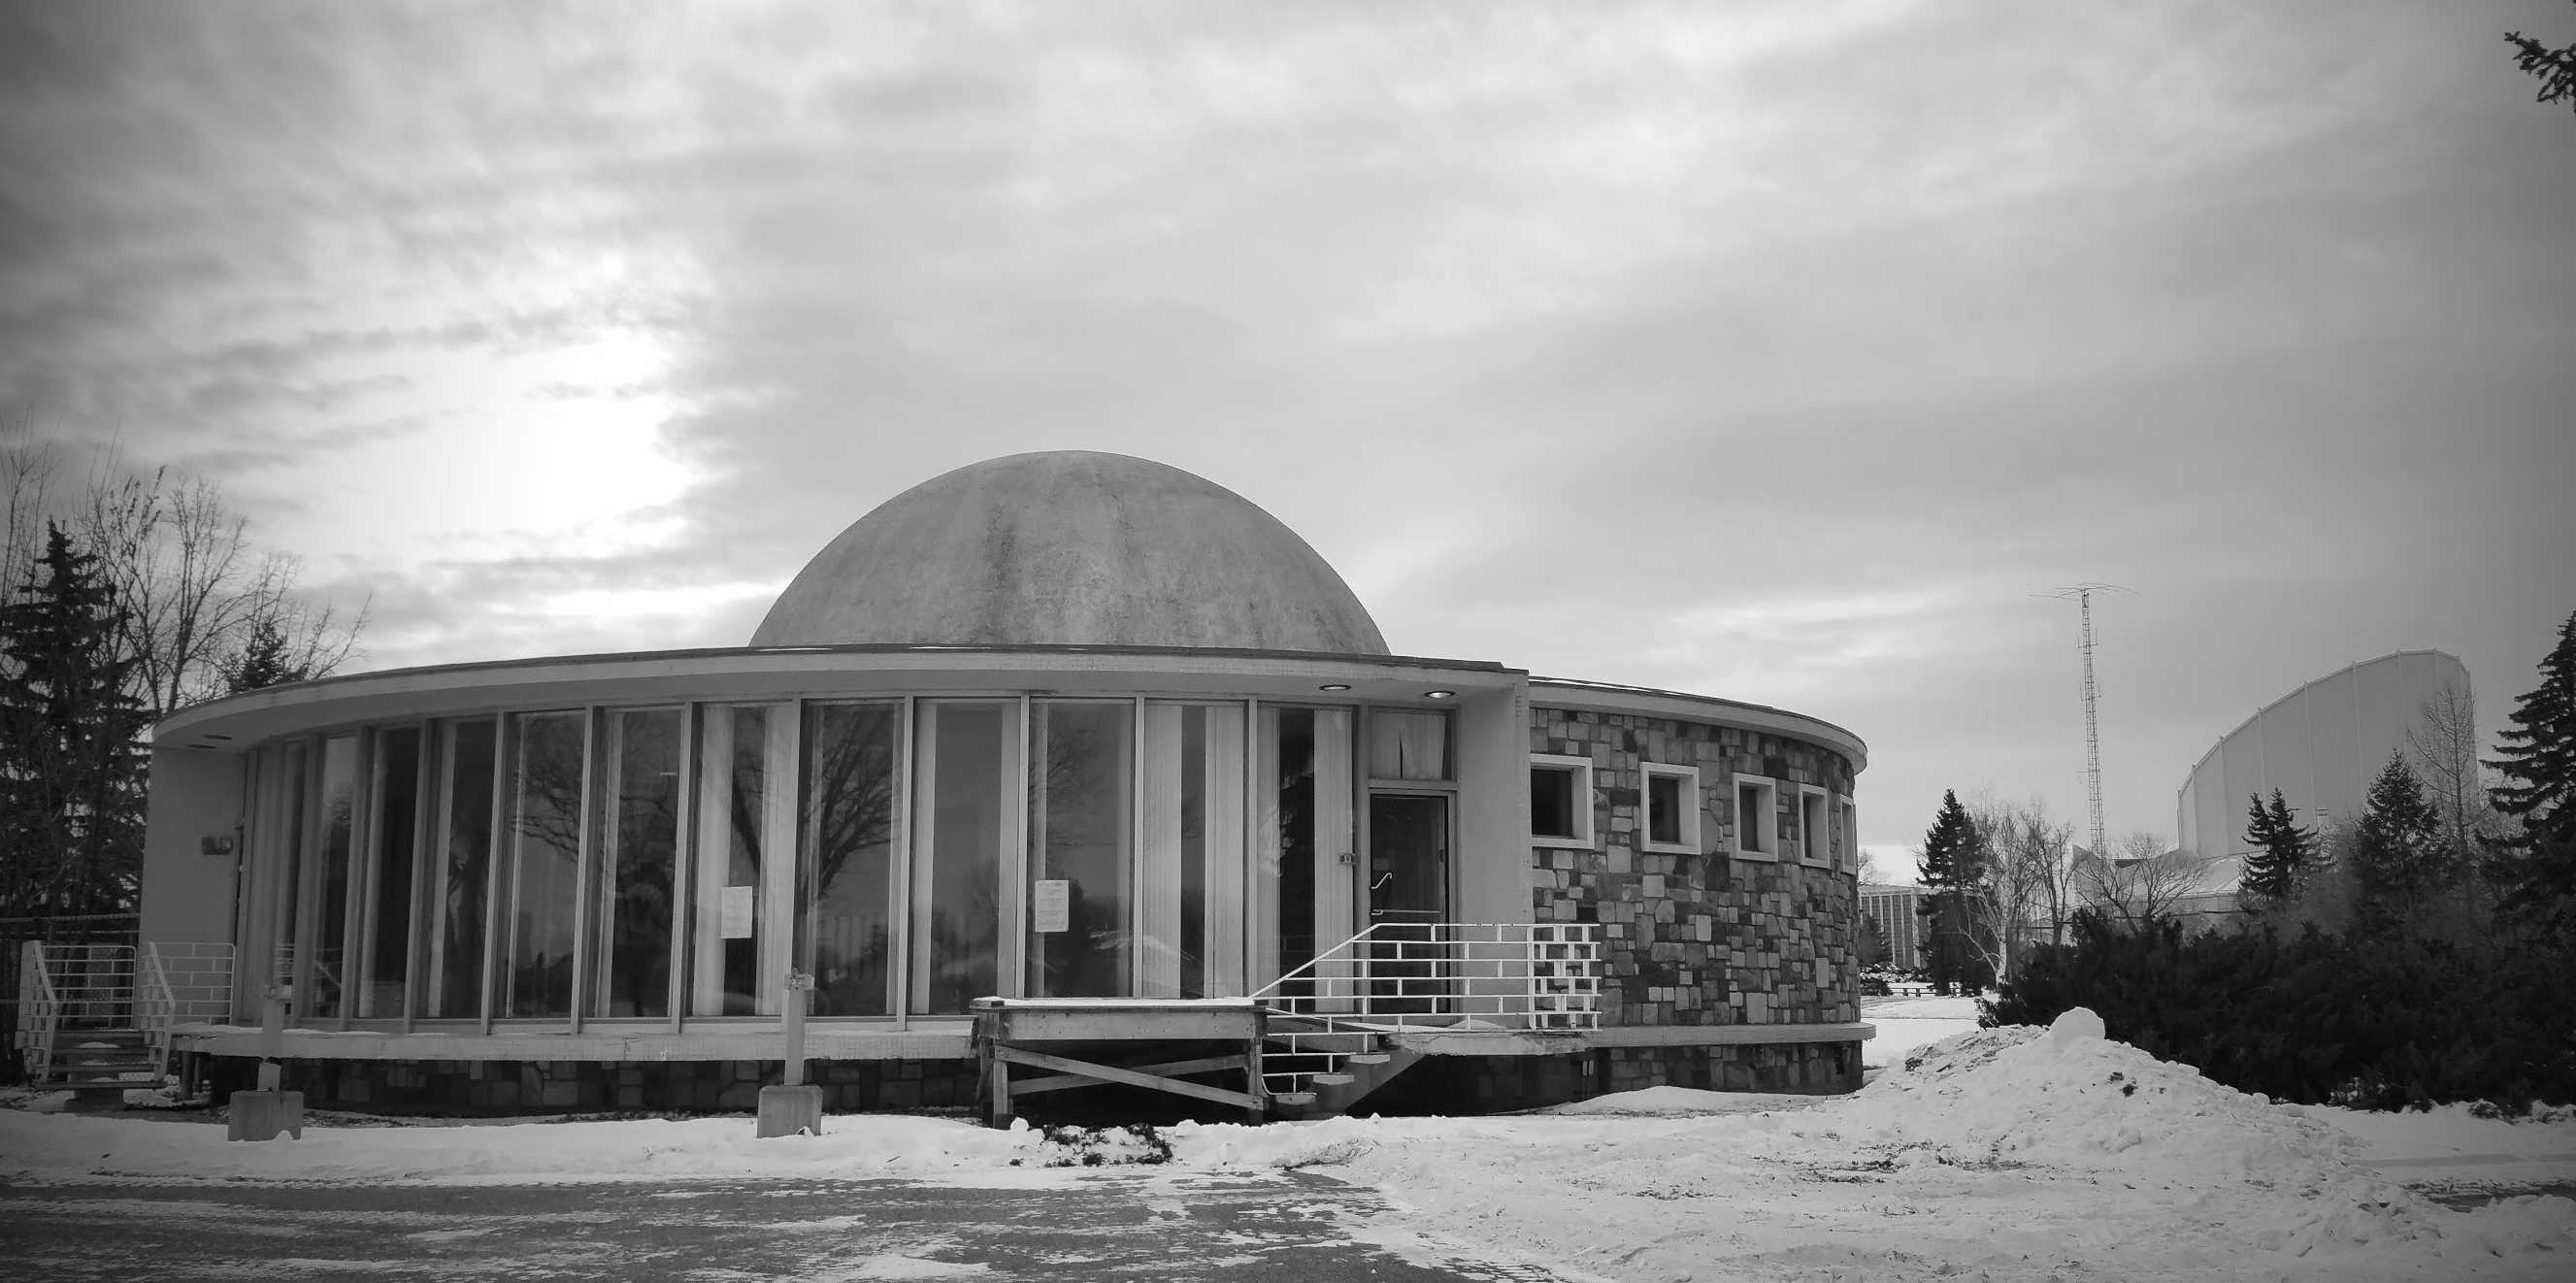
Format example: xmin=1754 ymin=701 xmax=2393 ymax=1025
xmin=14 ymin=941 xmax=60 ymax=1082
xmin=139 ymin=942 xmax=176 ymax=1070
xmin=1251 ymin=922 xmax=1602 ymax=1097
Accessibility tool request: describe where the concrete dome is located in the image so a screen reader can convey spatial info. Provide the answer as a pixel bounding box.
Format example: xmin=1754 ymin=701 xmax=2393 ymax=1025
xmin=750 ymin=451 xmax=1390 ymax=654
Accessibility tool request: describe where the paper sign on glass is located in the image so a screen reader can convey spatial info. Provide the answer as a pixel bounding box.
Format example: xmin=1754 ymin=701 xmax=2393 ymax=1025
xmin=720 ymin=885 xmax=756 ymax=938
xmin=1032 ymin=879 xmax=1071 ymax=934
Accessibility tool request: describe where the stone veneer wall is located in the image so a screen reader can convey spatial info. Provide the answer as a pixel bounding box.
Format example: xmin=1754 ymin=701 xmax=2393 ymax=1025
xmin=1532 ymin=707 xmax=1862 ymax=1031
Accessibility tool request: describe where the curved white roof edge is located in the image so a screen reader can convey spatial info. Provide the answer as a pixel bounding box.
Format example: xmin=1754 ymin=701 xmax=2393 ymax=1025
xmin=156 ymin=644 xmax=1523 ymax=748
xmin=1529 ymin=675 xmax=1867 ymax=773
xmin=2176 ymin=648 xmax=2468 ymax=787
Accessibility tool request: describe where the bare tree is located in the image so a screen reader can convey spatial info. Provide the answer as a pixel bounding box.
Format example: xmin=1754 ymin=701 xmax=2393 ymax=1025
xmin=2405 ymin=683 xmax=2492 ymax=872
xmin=1958 ymin=794 xmax=2076 ymax=985
xmin=2077 ymin=830 xmax=2224 ymax=931
xmin=34 ymin=444 xmax=367 ymax=717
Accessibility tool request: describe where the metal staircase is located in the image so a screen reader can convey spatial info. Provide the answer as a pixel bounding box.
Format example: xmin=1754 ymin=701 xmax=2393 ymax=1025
xmin=14 ymin=941 xmax=170 ymax=1097
xmin=1252 ymin=922 xmax=1600 ymax=1117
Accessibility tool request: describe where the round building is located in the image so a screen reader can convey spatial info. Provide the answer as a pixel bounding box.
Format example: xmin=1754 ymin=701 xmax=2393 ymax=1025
xmin=127 ymin=451 xmax=1870 ymax=1116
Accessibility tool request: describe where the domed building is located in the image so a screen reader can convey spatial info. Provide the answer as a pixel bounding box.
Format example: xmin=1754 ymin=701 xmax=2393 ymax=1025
xmin=114 ymin=451 xmax=1870 ymax=1118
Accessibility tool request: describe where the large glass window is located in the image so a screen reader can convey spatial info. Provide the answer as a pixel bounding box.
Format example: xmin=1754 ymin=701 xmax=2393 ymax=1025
xmin=688 ymin=705 xmax=795 ymax=1016
xmin=592 ymin=707 xmax=681 ymax=1018
xmin=359 ymin=727 xmax=420 ymax=1018
xmin=1028 ymin=701 xmax=1133 ymax=999
xmin=806 ymin=702 xmax=898 ymax=1016
xmin=1257 ymin=707 xmax=1352 ymax=991
xmin=1141 ymin=702 xmax=1246 ymax=998
xmin=910 ymin=700 xmax=1015 ymax=1014
xmin=305 ymin=736 xmax=358 ymax=1019
xmin=424 ymin=719 xmax=495 ymax=1019
xmin=500 ymin=710 xmax=586 ymax=1018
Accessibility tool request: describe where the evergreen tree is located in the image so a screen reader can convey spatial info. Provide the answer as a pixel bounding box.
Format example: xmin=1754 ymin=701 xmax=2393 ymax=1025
xmin=1914 ymin=790 xmax=1994 ymax=995
xmin=223 ymin=614 xmax=312 ymax=694
xmin=0 ymin=524 xmax=150 ymax=914
xmin=2486 ymin=609 xmax=2576 ymax=938
xmin=2349 ymin=753 xmax=2442 ymax=936
xmin=2240 ymin=788 xmax=2314 ymax=905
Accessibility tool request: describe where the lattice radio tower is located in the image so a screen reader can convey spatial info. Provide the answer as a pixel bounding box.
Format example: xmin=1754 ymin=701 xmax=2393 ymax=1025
xmin=2041 ymin=584 xmax=2132 ymax=860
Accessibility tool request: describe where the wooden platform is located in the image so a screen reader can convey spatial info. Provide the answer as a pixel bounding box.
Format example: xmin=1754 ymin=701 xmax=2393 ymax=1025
xmin=971 ymin=999 xmax=1268 ymax=1126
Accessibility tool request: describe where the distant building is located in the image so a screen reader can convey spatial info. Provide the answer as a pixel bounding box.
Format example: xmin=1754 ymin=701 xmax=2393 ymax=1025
xmin=1858 ymin=883 xmax=1924 ymax=970
xmin=2175 ymin=649 xmax=2470 ymax=867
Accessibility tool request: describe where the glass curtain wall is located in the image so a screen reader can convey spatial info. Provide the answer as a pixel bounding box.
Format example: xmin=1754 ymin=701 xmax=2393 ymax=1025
xmin=805 ymin=702 xmax=898 ymax=1016
xmin=1140 ymin=703 xmax=1246 ymax=998
xmin=592 ymin=707 xmax=682 ymax=1019
xmin=1255 ymin=707 xmax=1352 ymax=993
xmin=910 ymin=700 xmax=1015 ymax=1014
xmin=359 ymin=727 xmax=420 ymax=1018
xmin=690 ymin=705 xmax=795 ymax=1016
xmin=305 ymin=736 xmax=359 ymax=1018
xmin=1027 ymin=701 xmax=1132 ymax=999
xmin=270 ymin=741 xmax=307 ymax=991
xmin=500 ymin=711 xmax=586 ymax=1018
xmin=424 ymin=719 xmax=496 ymax=1019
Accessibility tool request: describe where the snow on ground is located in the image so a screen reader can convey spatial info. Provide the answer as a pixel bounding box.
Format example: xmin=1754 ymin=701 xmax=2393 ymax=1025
xmin=1863 ymin=993 xmax=1982 ymax=1069
xmin=4 ymin=1009 xmax=2573 ymax=1282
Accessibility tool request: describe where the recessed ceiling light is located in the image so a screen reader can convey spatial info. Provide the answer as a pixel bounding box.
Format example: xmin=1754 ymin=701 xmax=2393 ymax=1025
xmin=1424 ymin=690 xmax=1457 ymax=700
xmin=1318 ymin=683 xmax=1352 ymax=692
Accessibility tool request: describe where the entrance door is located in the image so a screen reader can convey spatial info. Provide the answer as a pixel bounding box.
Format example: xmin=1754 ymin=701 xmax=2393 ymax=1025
xmin=1367 ymin=793 xmax=1450 ymax=1014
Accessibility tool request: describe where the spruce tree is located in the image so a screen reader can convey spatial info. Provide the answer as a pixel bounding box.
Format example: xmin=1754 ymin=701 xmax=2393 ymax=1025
xmin=224 ymin=614 xmax=311 ymax=694
xmin=1915 ymin=790 xmax=1991 ymax=995
xmin=2240 ymin=789 xmax=2314 ymax=905
xmin=2349 ymin=753 xmax=2442 ymax=936
xmin=2486 ymin=609 xmax=2576 ymax=938
xmin=0 ymin=524 xmax=150 ymax=914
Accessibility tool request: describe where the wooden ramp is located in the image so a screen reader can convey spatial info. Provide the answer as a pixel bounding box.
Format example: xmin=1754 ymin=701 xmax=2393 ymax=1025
xmin=972 ymin=998 xmax=1268 ymax=1126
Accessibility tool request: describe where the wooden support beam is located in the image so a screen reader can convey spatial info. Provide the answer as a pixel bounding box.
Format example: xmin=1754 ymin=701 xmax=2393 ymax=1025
xmin=1009 ymin=1054 xmax=1248 ymax=1097
xmin=992 ymin=1045 xmax=1260 ymax=1110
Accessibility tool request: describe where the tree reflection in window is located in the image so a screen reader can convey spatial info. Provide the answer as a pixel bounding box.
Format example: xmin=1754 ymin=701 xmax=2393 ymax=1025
xmin=804 ymin=703 xmax=896 ymax=1016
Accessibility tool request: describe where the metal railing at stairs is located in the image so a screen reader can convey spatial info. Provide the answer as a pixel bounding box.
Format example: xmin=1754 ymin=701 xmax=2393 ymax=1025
xmin=13 ymin=940 xmax=145 ymax=1086
xmin=1251 ymin=922 xmax=1601 ymax=1100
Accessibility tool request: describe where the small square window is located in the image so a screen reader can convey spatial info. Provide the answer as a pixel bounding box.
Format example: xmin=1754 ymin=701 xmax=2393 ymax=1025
xmin=1531 ymin=754 xmax=1595 ymax=847
xmin=1734 ymin=773 xmax=1778 ymax=860
xmin=1800 ymin=784 xmax=1832 ymax=867
xmin=1640 ymin=763 xmax=1700 ymax=854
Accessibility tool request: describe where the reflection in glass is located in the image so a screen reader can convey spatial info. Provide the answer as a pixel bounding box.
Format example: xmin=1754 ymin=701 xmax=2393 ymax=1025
xmin=1256 ymin=707 xmax=1351 ymax=992
xmin=1029 ymin=702 xmax=1132 ymax=999
xmin=806 ymin=703 xmax=897 ymax=1016
xmin=593 ymin=707 xmax=681 ymax=1018
xmin=425 ymin=720 xmax=495 ymax=1019
xmin=501 ymin=710 xmax=585 ymax=1018
xmin=1141 ymin=703 xmax=1246 ymax=998
xmin=308 ymin=736 xmax=358 ymax=1018
xmin=266 ymin=743 xmax=308 ymax=994
xmin=361 ymin=728 xmax=420 ymax=1018
xmin=911 ymin=701 xmax=1011 ymax=1014
xmin=689 ymin=706 xmax=793 ymax=1016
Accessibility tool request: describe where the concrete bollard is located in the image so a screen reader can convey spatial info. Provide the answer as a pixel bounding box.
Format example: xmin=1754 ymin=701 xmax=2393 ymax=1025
xmin=757 ymin=970 xmax=822 ymax=1138
xmin=228 ymin=985 xmax=303 ymax=1141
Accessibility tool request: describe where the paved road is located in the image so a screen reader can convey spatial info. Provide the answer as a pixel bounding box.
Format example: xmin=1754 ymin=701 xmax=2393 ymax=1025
xmin=0 ymin=1172 xmax=1577 ymax=1282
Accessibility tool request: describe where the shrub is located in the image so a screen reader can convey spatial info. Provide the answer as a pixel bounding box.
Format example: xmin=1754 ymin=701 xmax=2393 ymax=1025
xmin=1984 ymin=911 xmax=2576 ymax=1110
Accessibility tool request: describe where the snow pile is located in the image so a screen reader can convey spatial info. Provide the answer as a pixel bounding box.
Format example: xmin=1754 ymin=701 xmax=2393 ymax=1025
xmin=1835 ymin=1007 xmax=2354 ymax=1180
xmin=1832 ymin=1008 xmax=2576 ymax=1269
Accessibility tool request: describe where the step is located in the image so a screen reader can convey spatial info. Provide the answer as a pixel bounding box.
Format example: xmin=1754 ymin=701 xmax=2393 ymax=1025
xmin=1308 ymin=1072 xmax=1354 ymax=1086
xmin=1345 ymin=1053 xmax=1390 ymax=1066
xmin=1271 ymin=1091 xmax=1316 ymax=1107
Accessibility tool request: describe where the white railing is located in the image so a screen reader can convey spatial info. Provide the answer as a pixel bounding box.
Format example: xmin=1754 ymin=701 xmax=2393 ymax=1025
xmin=1253 ymin=921 xmax=1602 ymax=1031
xmin=1251 ymin=922 xmax=1601 ymax=1098
xmin=14 ymin=940 xmax=60 ymax=1082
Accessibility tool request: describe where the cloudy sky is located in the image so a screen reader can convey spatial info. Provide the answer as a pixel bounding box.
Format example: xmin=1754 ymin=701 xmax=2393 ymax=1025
xmin=6 ymin=0 xmax=2572 ymax=863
